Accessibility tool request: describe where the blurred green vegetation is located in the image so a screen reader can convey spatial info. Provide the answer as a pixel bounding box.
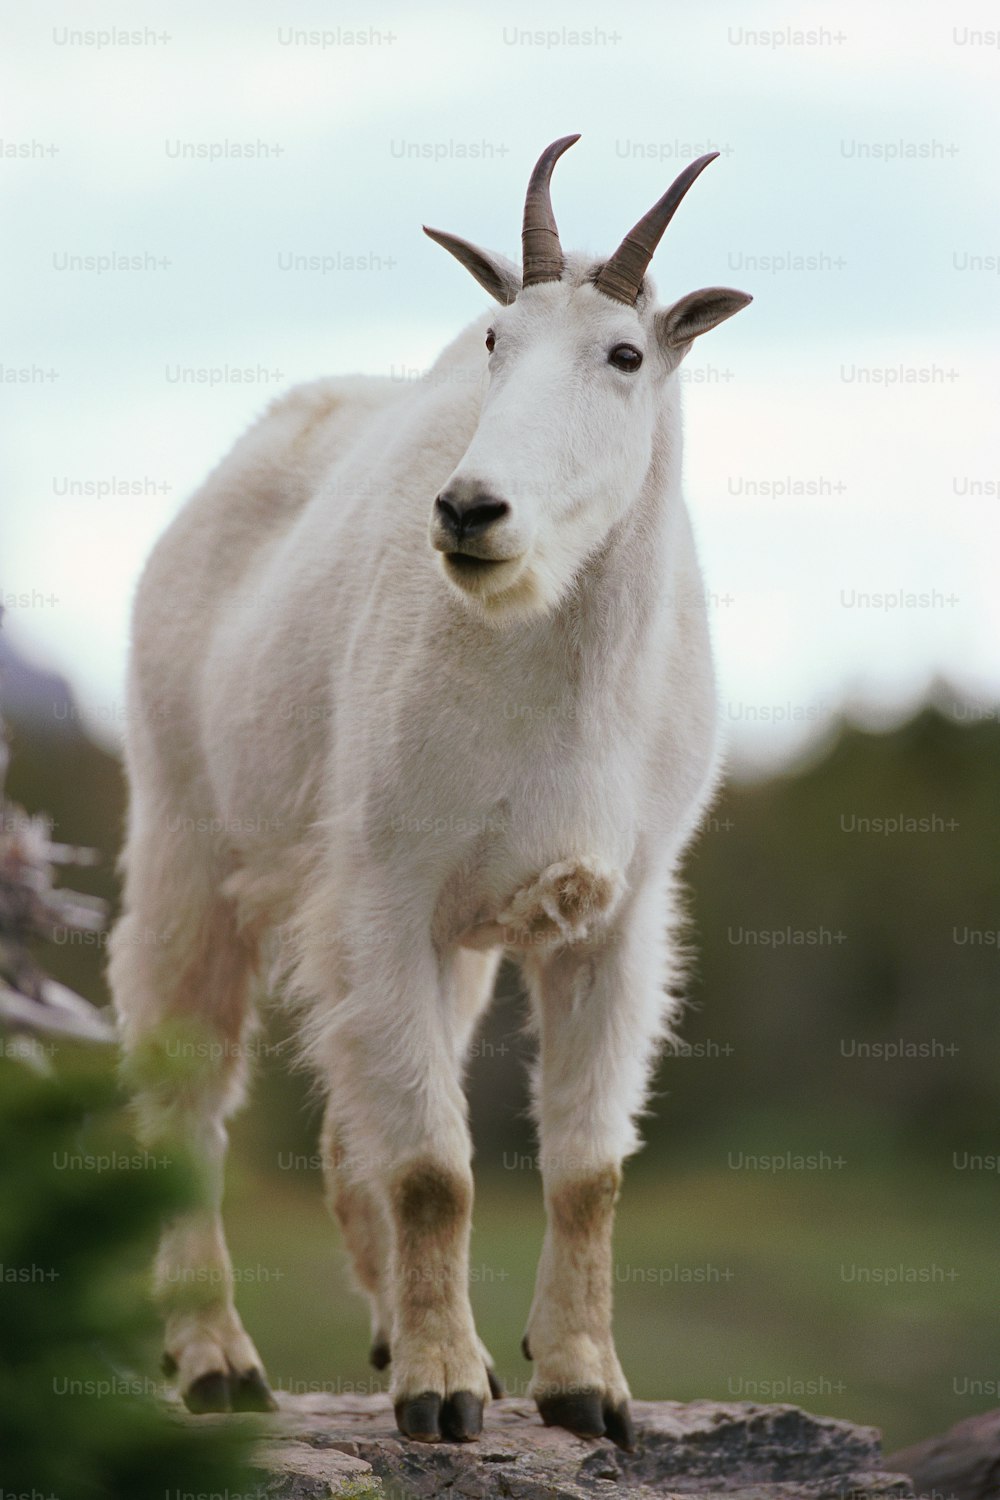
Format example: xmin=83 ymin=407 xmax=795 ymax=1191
xmin=3 ymin=682 xmax=998 ymax=1455
xmin=0 ymin=1052 xmax=255 ymax=1499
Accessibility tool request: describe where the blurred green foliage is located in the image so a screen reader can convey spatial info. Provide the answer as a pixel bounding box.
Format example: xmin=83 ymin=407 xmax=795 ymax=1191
xmin=0 ymin=1053 xmax=255 ymax=1499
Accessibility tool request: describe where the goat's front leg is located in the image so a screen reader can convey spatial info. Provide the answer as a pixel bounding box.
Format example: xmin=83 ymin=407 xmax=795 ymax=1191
xmin=312 ymin=921 xmax=491 ymax=1443
xmin=521 ymin=883 xmax=676 ymax=1451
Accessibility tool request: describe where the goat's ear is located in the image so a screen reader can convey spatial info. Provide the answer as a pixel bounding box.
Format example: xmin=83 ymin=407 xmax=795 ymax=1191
xmin=423 ymin=226 xmax=521 ymax=306
xmin=655 ymin=286 xmax=752 ymax=353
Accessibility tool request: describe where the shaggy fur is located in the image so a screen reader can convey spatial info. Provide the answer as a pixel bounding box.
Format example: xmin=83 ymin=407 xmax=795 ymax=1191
xmin=109 ymin=201 xmax=749 ymax=1439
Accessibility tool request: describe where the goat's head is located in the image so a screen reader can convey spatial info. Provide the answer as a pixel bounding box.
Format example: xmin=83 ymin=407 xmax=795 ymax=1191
xmin=424 ymin=135 xmax=752 ymax=625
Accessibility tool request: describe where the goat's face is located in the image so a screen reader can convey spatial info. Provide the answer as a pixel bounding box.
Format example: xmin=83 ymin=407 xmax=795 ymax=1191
xmin=429 ymin=277 xmax=665 ymax=620
xmin=425 ymin=138 xmax=751 ymax=626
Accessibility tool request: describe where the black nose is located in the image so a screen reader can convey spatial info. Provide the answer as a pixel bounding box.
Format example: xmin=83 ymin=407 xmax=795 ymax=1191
xmin=435 ymin=488 xmax=510 ymax=543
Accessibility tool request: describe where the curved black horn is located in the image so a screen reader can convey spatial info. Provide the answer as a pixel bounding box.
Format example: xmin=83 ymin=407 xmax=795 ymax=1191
xmin=521 ymin=134 xmax=580 ymax=289
xmin=594 ymin=152 xmax=719 ymax=306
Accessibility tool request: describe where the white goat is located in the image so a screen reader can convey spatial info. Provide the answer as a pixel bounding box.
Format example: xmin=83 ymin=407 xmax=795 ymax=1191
xmin=109 ymin=136 xmax=750 ymax=1448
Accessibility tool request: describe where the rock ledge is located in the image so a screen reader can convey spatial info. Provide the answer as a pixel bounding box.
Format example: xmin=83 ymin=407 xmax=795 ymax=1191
xmin=235 ymin=1391 xmax=915 ymax=1498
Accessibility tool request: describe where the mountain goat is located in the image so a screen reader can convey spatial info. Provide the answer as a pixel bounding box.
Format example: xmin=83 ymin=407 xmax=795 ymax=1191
xmin=109 ymin=135 xmax=751 ymax=1448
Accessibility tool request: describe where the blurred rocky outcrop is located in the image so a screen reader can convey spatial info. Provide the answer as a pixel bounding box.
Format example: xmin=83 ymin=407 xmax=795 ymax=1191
xmin=885 ymin=1407 xmax=1000 ymax=1500
xmin=0 ymin=664 xmax=113 ymax=1053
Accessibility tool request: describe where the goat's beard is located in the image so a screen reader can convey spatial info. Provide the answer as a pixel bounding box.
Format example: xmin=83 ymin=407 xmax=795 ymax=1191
xmin=438 ymin=548 xmax=561 ymax=627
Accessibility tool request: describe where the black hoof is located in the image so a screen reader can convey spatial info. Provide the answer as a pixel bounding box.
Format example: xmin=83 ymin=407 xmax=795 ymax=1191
xmin=602 ymin=1398 xmax=637 ymax=1452
xmin=184 ymin=1370 xmax=231 ymax=1414
xmin=370 ymin=1340 xmax=391 ymax=1371
xmin=232 ymin=1368 xmax=278 ymax=1413
xmin=440 ymin=1390 xmax=483 ymax=1442
xmin=521 ymin=1334 xmax=532 ymax=1360
xmin=486 ymin=1365 xmax=505 ymax=1399
xmin=537 ymin=1388 xmax=605 ymax=1438
xmin=395 ymin=1390 xmax=442 ymax=1442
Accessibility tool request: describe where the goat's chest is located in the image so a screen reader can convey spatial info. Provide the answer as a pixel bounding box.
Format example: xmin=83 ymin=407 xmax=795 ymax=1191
xmin=370 ymin=695 xmax=649 ymax=949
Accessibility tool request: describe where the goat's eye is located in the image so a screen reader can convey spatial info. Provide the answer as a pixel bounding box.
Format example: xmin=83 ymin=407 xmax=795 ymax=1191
xmin=609 ymin=343 xmax=642 ymax=372
xmin=485 ymin=329 xmax=496 ymax=353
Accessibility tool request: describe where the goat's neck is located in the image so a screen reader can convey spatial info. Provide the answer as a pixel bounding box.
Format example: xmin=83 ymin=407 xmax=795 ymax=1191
xmin=552 ymin=409 xmax=682 ymax=681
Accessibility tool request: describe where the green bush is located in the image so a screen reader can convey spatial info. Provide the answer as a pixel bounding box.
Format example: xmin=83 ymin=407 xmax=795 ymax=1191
xmin=0 ymin=1052 xmax=256 ymax=1500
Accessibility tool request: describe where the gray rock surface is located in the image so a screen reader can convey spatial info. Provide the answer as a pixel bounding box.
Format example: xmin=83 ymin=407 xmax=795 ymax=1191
xmin=238 ymin=1391 xmax=915 ymax=1498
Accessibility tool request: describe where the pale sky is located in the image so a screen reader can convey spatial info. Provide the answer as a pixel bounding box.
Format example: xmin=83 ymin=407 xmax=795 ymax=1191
xmin=1 ymin=0 xmax=998 ymax=774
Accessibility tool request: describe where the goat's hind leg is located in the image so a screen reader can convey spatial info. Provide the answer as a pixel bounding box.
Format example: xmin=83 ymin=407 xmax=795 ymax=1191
xmin=321 ymin=1101 xmax=394 ymax=1372
xmin=110 ymin=849 xmax=275 ymax=1414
